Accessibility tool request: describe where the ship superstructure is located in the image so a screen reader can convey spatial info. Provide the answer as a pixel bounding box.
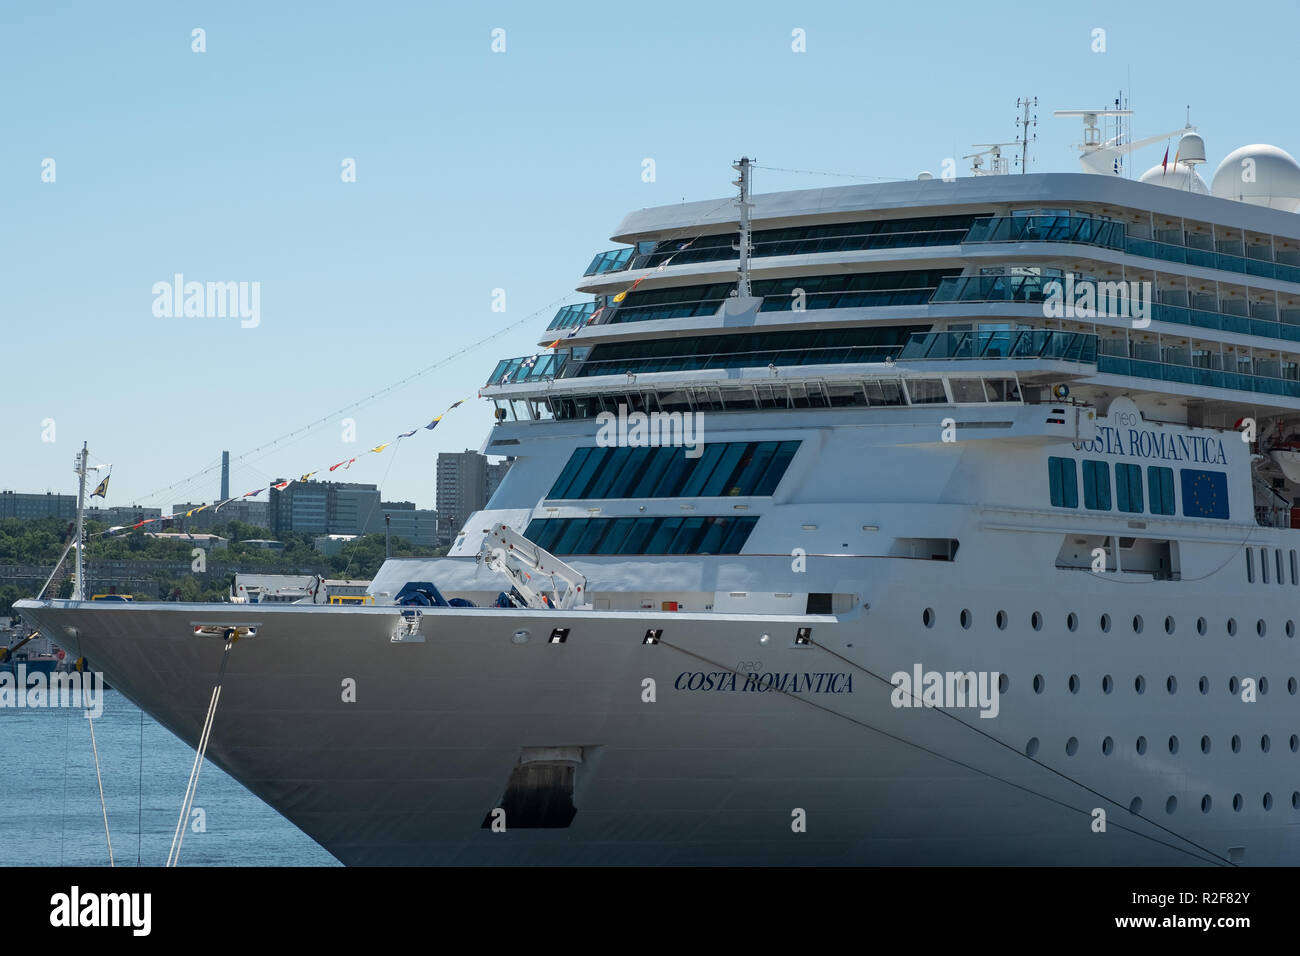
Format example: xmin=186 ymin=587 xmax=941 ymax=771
xmin=19 ymin=111 xmax=1300 ymax=866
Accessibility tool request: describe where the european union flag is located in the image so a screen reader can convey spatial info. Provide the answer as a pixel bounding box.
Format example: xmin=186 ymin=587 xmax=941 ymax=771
xmin=1181 ymin=469 xmax=1229 ymax=519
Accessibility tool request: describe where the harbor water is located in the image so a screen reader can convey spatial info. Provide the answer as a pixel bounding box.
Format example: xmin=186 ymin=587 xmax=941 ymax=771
xmin=0 ymin=690 xmax=337 ymax=866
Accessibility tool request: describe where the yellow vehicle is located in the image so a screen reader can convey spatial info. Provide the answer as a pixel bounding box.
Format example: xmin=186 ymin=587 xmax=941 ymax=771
xmin=328 ymin=594 xmax=374 ymax=606
xmin=91 ymin=594 xmax=134 ymax=602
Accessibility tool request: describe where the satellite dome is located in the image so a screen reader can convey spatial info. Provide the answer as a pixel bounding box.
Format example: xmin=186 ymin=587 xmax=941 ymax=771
xmin=1211 ymin=144 xmax=1300 ymax=211
xmin=1139 ymin=161 xmax=1209 ymax=194
xmin=917 ymin=171 xmax=935 ymax=180
xmin=1177 ymin=131 xmax=1206 ymax=165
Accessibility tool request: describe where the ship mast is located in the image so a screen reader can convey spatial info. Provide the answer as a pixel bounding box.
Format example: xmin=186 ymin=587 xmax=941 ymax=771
xmin=1016 ymin=96 xmax=1038 ymax=173
xmin=732 ymin=157 xmax=754 ymax=297
xmin=73 ymin=442 xmax=88 ymax=600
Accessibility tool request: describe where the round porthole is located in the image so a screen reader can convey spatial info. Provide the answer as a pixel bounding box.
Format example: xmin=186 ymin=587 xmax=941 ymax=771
xmin=1264 ymin=792 xmax=1274 ymax=811
xmin=1232 ymin=735 xmax=1241 ymax=753
xmin=1164 ymin=616 xmax=1175 ymax=635
xmin=1166 ymin=795 xmax=1178 ymax=814
xmin=1102 ymin=736 xmax=1114 ymax=755
xmin=1233 ymin=793 xmax=1243 ymax=812
xmin=1135 ymin=675 xmax=1146 ymax=694
xmin=1227 ymin=618 xmax=1238 ymax=636
xmin=1033 ymin=674 xmax=1044 ymax=694
xmin=1262 ymin=734 xmax=1272 ymax=753
xmin=1201 ymin=794 xmax=1212 ymax=813
xmin=923 ymin=608 xmax=935 ymax=628
xmin=1129 ymin=796 xmax=1143 ymax=814
xmin=1102 ymin=674 xmax=1113 ymax=694
xmin=1026 ymin=737 xmax=1039 ymax=756
xmin=960 ymin=608 xmax=972 ymax=630
xmin=1168 ymin=735 xmax=1179 ymax=754
xmin=1100 ymin=613 xmax=1111 ymax=633
xmin=1133 ymin=615 xmax=1144 ymax=634
xmin=1196 ymin=617 xmax=1207 ymax=635
xmin=1258 ymin=619 xmax=1267 ymax=637
xmin=1166 ymin=675 xmax=1177 ymax=694
xmin=1031 ymin=611 xmax=1042 ymax=631
xmin=1066 ymin=737 xmax=1079 ymax=755
xmin=996 ymin=610 xmax=1007 ymax=630
xmin=1067 ymin=612 xmax=1078 ymax=632
xmin=1068 ymin=674 xmax=1079 ymax=694
xmin=1199 ymin=676 xmax=1209 ymax=695
xmin=998 ymin=673 xmax=1008 ymax=694
xmin=1201 ymin=735 xmax=1211 ymax=754
xmin=1136 ymin=736 xmax=1148 ymax=754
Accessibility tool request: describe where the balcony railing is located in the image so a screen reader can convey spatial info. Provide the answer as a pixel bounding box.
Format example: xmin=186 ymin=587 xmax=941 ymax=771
xmin=546 ymin=302 xmax=597 ymax=332
xmin=934 ymin=276 xmax=1300 ymax=344
xmin=933 ymin=276 xmax=1300 ymax=343
xmin=964 ymin=215 xmax=1126 ymax=250
xmin=1097 ymin=355 xmax=1300 ymax=399
xmin=898 ymin=330 xmax=1097 ymax=363
xmin=486 ymin=352 xmax=568 ymax=386
xmin=583 ymin=248 xmax=635 ymax=277
xmin=963 ymin=215 xmax=1300 ymax=284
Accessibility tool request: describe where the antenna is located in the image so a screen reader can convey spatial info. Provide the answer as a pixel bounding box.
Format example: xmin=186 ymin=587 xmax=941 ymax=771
xmin=1015 ymin=96 xmax=1038 ymax=173
xmin=732 ymin=157 xmax=754 ymax=297
xmin=965 ymin=143 xmax=1016 ymax=176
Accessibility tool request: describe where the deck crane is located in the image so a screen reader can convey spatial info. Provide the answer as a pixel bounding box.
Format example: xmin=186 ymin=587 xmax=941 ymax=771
xmin=477 ymin=523 xmax=592 ymax=610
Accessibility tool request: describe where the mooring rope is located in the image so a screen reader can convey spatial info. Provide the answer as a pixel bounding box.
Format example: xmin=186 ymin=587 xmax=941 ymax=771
xmin=166 ymin=636 xmax=235 ymax=867
xmin=86 ymin=709 xmax=114 ymax=866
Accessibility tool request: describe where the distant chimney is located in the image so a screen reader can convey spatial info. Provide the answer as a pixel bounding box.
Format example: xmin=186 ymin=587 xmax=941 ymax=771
xmin=221 ymin=451 xmax=230 ymax=500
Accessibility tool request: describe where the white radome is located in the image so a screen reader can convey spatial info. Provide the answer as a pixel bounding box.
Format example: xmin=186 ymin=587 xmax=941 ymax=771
xmin=1139 ymin=161 xmax=1209 ymax=194
xmin=1211 ymin=144 xmax=1300 ymax=211
xmin=1176 ymin=131 xmax=1207 ymax=165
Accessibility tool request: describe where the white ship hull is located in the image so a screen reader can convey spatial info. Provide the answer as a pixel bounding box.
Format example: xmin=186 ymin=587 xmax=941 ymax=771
xmin=18 ymin=540 xmax=1295 ymax=867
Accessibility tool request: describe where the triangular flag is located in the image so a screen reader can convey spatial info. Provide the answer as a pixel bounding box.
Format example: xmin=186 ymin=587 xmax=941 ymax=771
xmin=425 ymin=416 xmax=443 ymax=430
xmin=1161 ymin=143 xmax=1169 ymax=174
xmin=273 ymin=481 xmax=291 ymax=490
xmin=299 ymin=471 xmax=316 ymax=483
xmin=396 ymin=429 xmax=417 ymax=439
xmin=91 ymin=475 xmax=110 ymax=498
xmin=242 ymin=488 xmax=264 ymax=498
xmin=370 ymin=443 xmax=389 ymax=454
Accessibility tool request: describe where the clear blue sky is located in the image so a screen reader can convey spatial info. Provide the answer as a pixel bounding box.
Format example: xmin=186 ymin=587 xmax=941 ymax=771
xmin=3 ymin=0 xmax=1296 ymax=512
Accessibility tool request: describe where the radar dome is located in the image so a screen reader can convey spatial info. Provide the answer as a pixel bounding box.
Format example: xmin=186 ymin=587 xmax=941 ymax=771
xmin=917 ymin=171 xmax=935 ymax=180
xmin=1139 ymin=161 xmax=1209 ymax=194
xmin=1177 ymin=131 xmax=1206 ymax=165
xmin=1211 ymin=144 xmax=1300 ymax=211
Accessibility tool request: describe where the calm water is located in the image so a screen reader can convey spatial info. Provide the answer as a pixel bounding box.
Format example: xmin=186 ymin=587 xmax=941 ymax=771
xmin=0 ymin=690 xmax=337 ymax=866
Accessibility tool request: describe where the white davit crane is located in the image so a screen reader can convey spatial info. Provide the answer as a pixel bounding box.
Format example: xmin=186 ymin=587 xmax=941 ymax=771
xmin=477 ymin=523 xmax=592 ymax=610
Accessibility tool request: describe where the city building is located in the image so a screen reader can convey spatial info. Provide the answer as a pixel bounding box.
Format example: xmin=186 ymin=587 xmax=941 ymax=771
xmin=144 ymin=532 xmax=228 ymax=550
xmin=437 ymin=451 xmax=516 ymax=543
xmin=172 ymin=499 xmax=270 ymax=532
xmin=486 ymin=456 xmax=516 ymax=503
xmin=86 ymin=505 xmax=164 ymax=526
xmin=0 ymin=491 xmax=76 ymax=521
xmin=269 ymin=481 xmax=385 ymax=537
xmin=313 ymin=534 xmax=358 ymax=557
xmin=364 ymin=501 xmax=439 ymax=548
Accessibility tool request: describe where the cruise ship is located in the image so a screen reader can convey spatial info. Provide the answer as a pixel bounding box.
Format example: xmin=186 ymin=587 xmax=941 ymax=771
xmin=19 ymin=107 xmax=1300 ymax=866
